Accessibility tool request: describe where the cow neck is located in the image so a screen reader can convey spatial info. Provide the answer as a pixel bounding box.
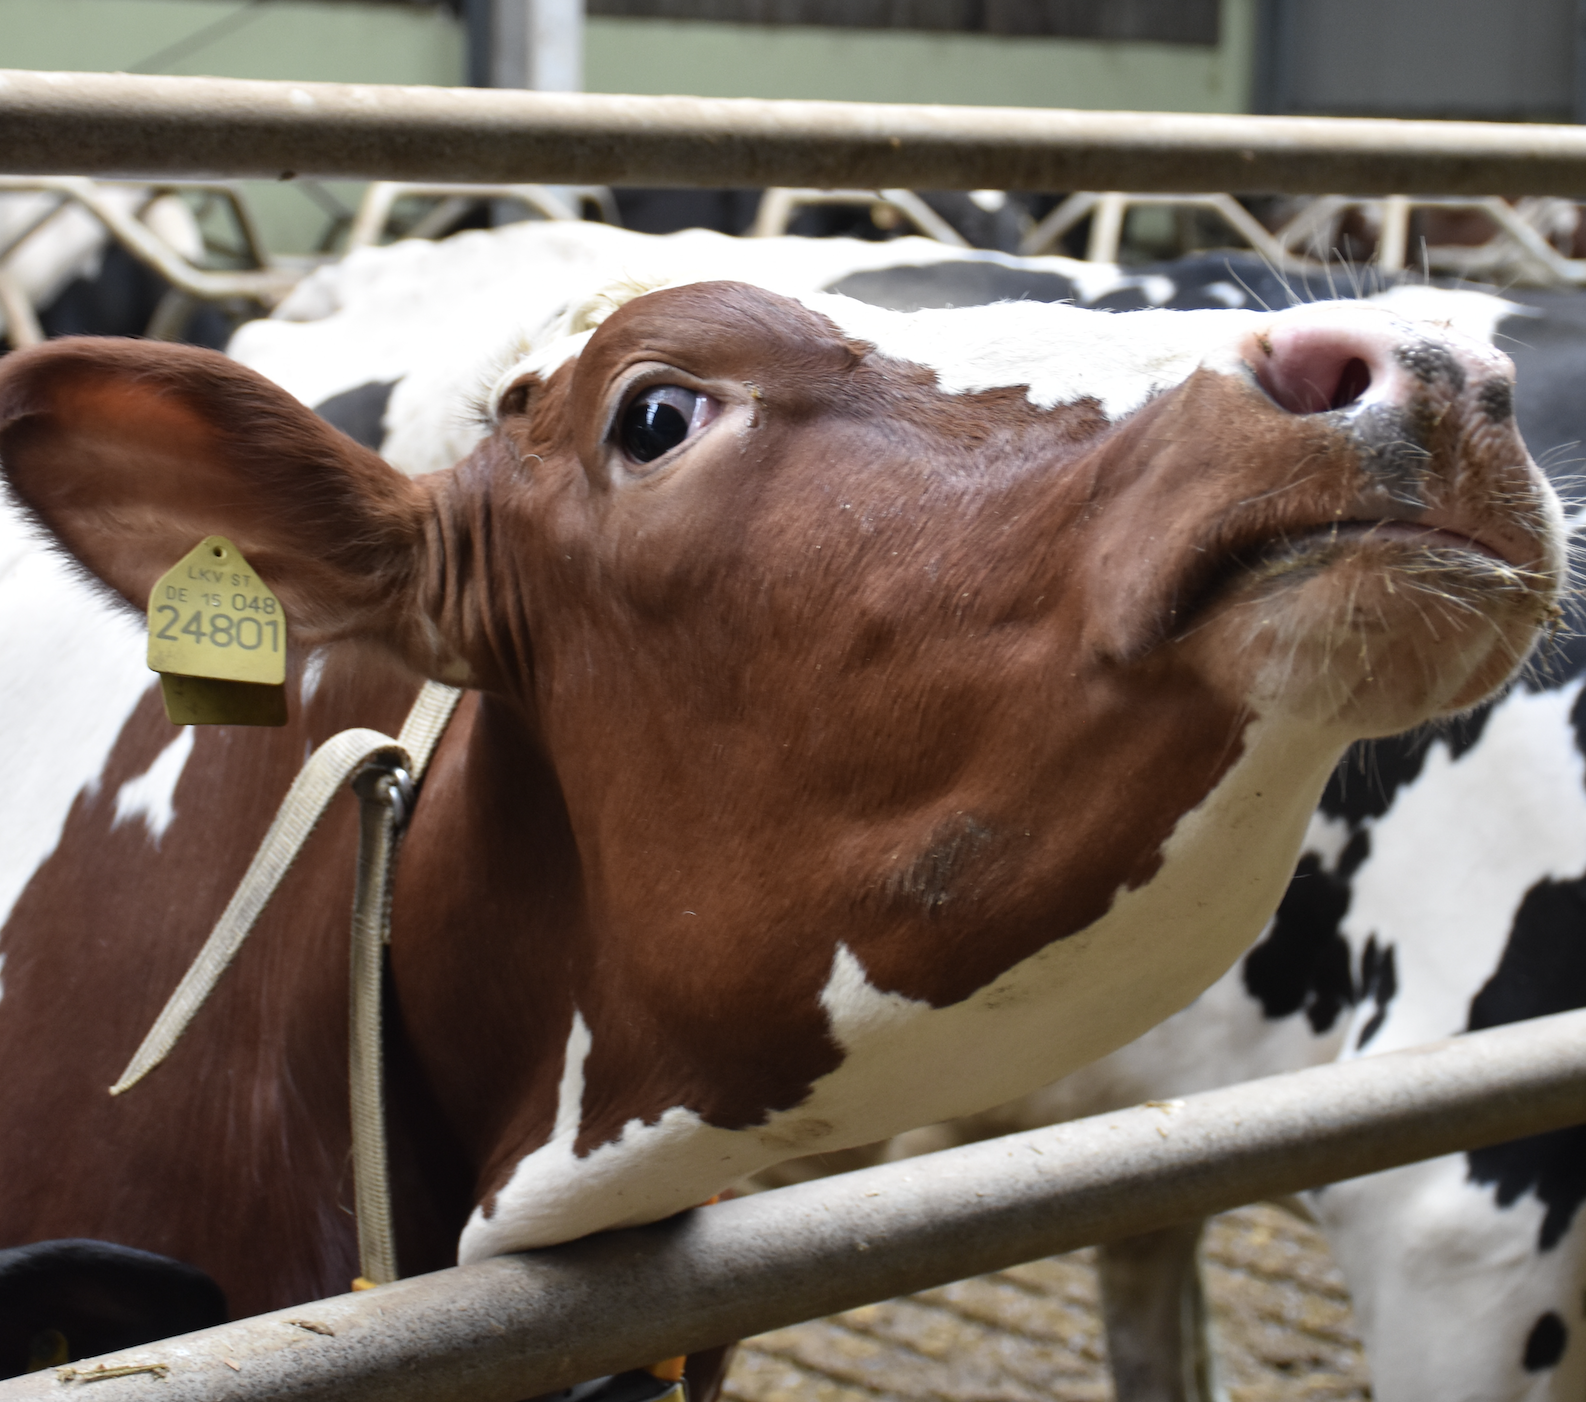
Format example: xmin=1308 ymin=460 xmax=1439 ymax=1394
xmin=109 ymin=680 xmax=464 ymax=1291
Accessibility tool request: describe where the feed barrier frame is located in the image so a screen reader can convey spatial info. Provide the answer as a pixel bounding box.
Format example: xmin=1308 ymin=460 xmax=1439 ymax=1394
xmin=11 ymin=68 xmax=1586 ymax=194
xmin=3 ymin=1009 xmax=1585 ymax=1402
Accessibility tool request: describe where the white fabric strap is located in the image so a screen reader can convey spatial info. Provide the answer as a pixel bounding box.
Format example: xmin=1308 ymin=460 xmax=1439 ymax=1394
xmin=111 ymin=679 xmax=463 ymax=1285
xmin=111 ymin=681 xmax=462 ymax=1096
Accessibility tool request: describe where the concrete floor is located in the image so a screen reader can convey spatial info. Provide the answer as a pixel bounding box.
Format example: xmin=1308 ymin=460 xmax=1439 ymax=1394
xmin=724 ymin=1204 xmax=1371 ymax=1402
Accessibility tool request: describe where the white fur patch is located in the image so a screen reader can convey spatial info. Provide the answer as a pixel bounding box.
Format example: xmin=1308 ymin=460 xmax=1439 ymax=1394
xmin=0 ymin=506 xmax=152 ymax=943
xmin=112 ymin=728 xmax=195 ymax=847
xmin=480 ymin=266 xmax=1266 ymax=425
xmin=554 ymin=1009 xmax=592 ymax=1144
xmin=237 ymin=223 xmax=1067 ymax=476
xmin=1317 ymin=1154 xmax=1583 ymax=1400
xmin=300 ymin=649 xmax=328 ymax=708
xmin=1366 ymin=285 xmax=1522 ymax=349
xmin=819 ymin=942 xmax=929 ymax=1049
xmin=797 ymin=293 xmax=1264 ymax=419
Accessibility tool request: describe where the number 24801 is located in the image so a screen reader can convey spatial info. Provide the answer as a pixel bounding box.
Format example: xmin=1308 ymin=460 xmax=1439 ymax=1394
xmin=154 ymin=607 xmax=280 ymax=651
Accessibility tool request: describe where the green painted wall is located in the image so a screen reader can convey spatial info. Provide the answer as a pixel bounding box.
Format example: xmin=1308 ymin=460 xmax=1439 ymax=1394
xmin=0 ymin=0 xmax=1254 ymax=251
xmin=587 ymin=1 xmax=1255 ymax=113
xmin=0 ymin=0 xmax=463 ymax=252
xmin=0 ymin=0 xmax=463 ymax=83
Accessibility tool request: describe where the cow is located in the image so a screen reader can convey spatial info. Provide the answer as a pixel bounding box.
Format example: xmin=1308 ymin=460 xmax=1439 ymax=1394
xmin=0 ymin=236 xmax=1560 ymax=1397
xmin=751 ymin=252 xmax=1586 ymax=1402
xmin=242 ymin=225 xmax=1586 ymax=1401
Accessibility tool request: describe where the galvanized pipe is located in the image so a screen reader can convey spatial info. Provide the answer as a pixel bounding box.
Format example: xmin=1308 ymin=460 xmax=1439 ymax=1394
xmin=5 ymin=1008 xmax=1585 ymax=1402
xmin=9 ymin=69 xmax=1586 ymax=193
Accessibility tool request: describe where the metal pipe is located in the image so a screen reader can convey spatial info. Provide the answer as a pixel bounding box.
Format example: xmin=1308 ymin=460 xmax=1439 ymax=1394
xmin=10 ymin=69 xmax=1586 ymax=193
xmin=0 ymin=176 xmax=298 ymax=305
xmin=5 ymin=1008 xmax=1585 ymax=1402
xmin=528 ymin=0 xmax=584 ymax=94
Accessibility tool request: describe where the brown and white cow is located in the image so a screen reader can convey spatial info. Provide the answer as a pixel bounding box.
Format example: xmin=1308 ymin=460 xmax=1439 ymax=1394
xmin=0 ymin=275 xmax=1561 ymax=1332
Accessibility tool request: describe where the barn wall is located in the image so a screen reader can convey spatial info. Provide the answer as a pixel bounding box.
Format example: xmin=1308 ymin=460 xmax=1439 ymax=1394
xmin=1255 ymin=0 xmax=1584 ymax=122
xmin=584 ymin=0 xmax=1220 ymax=45
xmin=583 ymin=6 xmax=1253 ymax=111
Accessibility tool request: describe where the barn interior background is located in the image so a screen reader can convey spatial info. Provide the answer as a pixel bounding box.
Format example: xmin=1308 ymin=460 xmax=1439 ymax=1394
xmin=4 ymin=1 xmax=1586 ymax=1399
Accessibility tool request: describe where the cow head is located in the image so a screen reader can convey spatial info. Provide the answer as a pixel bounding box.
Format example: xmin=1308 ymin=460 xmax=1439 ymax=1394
xmin=0 ymin=281 xmax=1561 ymax=1258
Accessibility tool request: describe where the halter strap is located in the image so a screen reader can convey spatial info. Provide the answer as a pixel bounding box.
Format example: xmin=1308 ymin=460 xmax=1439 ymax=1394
xmin=112 ymin=680 xmax=464 ymax=1286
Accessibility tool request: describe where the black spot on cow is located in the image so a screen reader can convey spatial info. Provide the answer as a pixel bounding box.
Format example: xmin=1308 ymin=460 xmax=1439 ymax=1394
xmin=312 ymin=379 xmax=399 ymax=453
xmin=827 ymin=262 xmax=1077 ymax=314
xmin=1243 ymin=831 xmax=1367 ymax=1033
xmin=1472 ymin=878 xmax=1586 ymax=1030
xmin=914 ymin=192 xmax=1031 ymax=254
xmin=0 ymin=1239 xmax=226 ymax=1379
xmin=31 ymin=244 xmax=234 ymax=349
xmin=1466 ymin=875 xmax=1586 ymax=1249
xmin=1354 ymin=936 xmax=1397 ymax=1049
xmin=1524 ymin=1311 xmax=1568 ymax=1371
xmin=611 ymin=188 xmax=763 ymax=238
xmin=1320 ymin=708 xmax=1494 ymax=826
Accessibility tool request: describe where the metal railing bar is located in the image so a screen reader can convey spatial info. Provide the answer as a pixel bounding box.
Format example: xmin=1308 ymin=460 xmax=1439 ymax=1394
xmin=9 ymin=69 xmax=1586 ymax=194
xmin=3 ymin=1007 xmax=1583 ymax=1402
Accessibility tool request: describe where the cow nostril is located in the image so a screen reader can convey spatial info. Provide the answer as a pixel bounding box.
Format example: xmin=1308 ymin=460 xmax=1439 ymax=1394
xmin=1256 ymin=333 xmax=1377 ymax=416
xmin=1331 ymin=358 xmax=1371 ymax=411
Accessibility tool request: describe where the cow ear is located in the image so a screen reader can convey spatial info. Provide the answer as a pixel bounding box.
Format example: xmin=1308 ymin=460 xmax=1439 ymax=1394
xmin=0 ymin=337 xmax=450 ymax=670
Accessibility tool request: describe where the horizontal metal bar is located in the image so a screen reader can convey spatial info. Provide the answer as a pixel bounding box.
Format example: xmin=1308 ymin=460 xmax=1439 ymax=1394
xmin=8 ymin=70 xmax=1586 ymax=194
xmin=5 ymin=1008 xmax=1585 ymax=1402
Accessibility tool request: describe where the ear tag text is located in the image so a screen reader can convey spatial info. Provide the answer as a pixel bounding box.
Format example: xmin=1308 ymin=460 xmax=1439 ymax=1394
xmin=147 ymin=536 xmax=288 ymax=727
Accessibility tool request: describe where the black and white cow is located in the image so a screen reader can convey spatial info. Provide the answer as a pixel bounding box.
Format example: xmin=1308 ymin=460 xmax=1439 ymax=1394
xmin=233 ymin=230 xmax=1586 ymax=1402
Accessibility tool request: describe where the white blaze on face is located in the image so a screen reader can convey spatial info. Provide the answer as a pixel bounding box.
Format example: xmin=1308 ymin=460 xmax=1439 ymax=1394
xmin=486 ymin=278 xmax=1272 ymax=425
xmin=494 ymin=276 xmax=1516 ymax=440
xmin=795 ymin=294 xmax=1266 ymax=419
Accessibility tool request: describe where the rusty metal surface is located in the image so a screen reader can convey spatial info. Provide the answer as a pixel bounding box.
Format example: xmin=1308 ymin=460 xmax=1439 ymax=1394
xmin=727 ymin=1204 xmax=1371 ymax=1402
xmin=9 ymin=69 xmax=1586 ymax=193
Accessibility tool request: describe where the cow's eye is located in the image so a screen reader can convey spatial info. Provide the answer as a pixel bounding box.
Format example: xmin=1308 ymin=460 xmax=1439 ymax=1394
xmin=619 ymin=386 xmax=715 ymax=466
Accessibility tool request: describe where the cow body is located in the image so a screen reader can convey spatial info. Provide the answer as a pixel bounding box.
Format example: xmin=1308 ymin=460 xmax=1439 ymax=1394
xmin=0 ymin=231 xmax=1560 ymax=1332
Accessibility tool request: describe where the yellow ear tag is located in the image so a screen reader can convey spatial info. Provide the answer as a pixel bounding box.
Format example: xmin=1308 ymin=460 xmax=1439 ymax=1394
xmin=147 ymin=536 xmax=288 ymax=727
